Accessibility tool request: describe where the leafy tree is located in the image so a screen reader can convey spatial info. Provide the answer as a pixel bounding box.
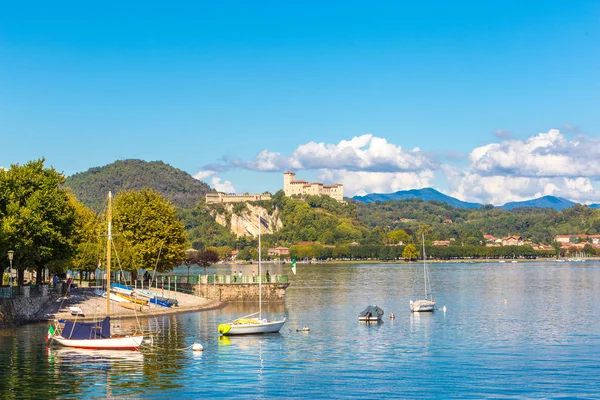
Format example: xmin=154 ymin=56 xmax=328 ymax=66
xmin=402 ymin=244 xmax=419 ymax=261
xmin=66 ymin=193 xmax=103 ymax=284
xmin=183 ymin=248 xmax=200 ymax=278
xmin=388 ymin=229 xmax=411 ymax=244
xmin=552 ymin=241 xmax=562 ymax=259
xmin=195 ymin=249 xmax=220 ymax=274
xmin=0 ymin=159 xmax=77 ymax=284
xmin=113 ymin=189 xmax=187 ymax=275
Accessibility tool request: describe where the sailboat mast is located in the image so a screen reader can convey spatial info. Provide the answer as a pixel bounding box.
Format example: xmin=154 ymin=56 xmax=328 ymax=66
xmin=422 ymin=233 xmax=427 ymax=298
xmin=106 ymin=191 xmax=112 ymax=317
xmin=258 ymin=213 xmax=262 ymax=320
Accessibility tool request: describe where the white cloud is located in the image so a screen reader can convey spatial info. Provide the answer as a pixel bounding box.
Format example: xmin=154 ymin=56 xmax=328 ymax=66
xmin=236 ymin=134 xmax=437 ymax=173
xmin=203 ymin=129 xmax=600 ymax=205
xmin=193 ymin=170 xmax=236 ymax=193
xmin=319 ymin=169 xmax=435 ymax=197
xmin=469 ymin=129 xmax=600 ymax=178
xmin=193 ymin=170 xmax=217 ymax=181
xmin=210 ymin=177 xmax=236 ymax=193
xmin=449 ymin=129 xmax=600 ymax=205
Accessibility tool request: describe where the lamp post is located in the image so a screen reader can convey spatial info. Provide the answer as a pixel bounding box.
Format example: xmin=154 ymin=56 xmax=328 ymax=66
xmin=7 ymin=250 xmax=14 ymax=298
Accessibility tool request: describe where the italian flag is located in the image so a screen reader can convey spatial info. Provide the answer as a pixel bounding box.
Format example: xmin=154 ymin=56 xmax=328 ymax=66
xmin=46 ymin=325 xmax=55 ymax=342
xmin=291 ymin=256 xmax=297 ymax=275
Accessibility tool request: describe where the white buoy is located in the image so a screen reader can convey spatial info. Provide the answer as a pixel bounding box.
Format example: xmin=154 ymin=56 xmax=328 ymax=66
xmin=192 ymin=342 xmax=204 ymax=351
xmin=442 ymin=306 xmax=447 ymax=312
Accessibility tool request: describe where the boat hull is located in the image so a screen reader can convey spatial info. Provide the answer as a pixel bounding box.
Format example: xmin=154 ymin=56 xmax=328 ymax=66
xmin=51 ymin=335 xmax=144 ymax=350
xmin=358 ymin=316 xmax=383 ymax=322
xmin=96 ymin=290 xmax=129 ymax=303
xmin=410 ymin=300 xmax=435 ymax=313
xmin=114 ymin=292 xmax=148 ymax=305
xmin=219 ymin=318 xmax=286 ymax=336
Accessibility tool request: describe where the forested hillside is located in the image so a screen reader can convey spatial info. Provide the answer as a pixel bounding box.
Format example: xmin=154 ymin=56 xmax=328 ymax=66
xmin=61 ymin=159 xmax=600 ymax=250
xmin=64 ymin=159 xmax=212 ymax=212
xmin=356 ymin=199 xmax=600 ymax=244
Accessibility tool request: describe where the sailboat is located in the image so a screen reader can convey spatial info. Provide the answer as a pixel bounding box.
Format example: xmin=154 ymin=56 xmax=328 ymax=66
xmin=410 ymin=233 xmax=435 ymax=313
xmin=218 ymin=214 xmax=286 ymax=336
xmin=48 ymin=191 xmax=144 ymax=350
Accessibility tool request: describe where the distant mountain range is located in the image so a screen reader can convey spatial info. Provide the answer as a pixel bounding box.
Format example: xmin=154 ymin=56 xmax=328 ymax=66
xmin=353 ymin=188 xmax=482 ymax=209
xmin=500 ymin=196 xmax=576 ymax=211
xmin=353 ymin=188 xmax=600 ymax=211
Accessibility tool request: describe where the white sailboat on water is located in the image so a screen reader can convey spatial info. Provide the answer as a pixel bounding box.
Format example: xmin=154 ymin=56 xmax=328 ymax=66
xmin=218 ymin=213 xmax=286 ymax=336
xmin=410 ymin=233 xmax=435 ymax=313
xmin=48 ymin=191 xmax=144 ymax=350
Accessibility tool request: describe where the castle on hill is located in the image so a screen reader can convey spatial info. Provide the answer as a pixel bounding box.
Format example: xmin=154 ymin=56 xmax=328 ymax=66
xmin=206 ymin=171 xmax=344 ymax=204
xmin=283 ymin=171 xmax=344 ymax=202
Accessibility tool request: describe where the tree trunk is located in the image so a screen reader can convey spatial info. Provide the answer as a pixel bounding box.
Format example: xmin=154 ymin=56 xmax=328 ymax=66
xmin=36 ymin=265 xmax=43 ymax=285
xmin=18 ymin=268 xmax=24 ymax=286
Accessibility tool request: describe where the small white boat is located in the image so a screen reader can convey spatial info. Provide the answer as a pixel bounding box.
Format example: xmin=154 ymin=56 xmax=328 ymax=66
xmin=410 ymin=299 xmax=435 ymax=313
xmin=52 ymin=332 xmax=143 ymax=351
xmin=410 ymin=233 xmax=436 ymax=313
xmin=218 ymin=314 xmax=287 ymax=335
xmin=218 ymin=213 xmax=286 ymax=336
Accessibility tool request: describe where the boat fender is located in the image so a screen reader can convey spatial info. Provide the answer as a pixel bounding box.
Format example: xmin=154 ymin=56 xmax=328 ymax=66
xmin=218 ymin=324 xmax=231 ymax=335
xmin=192 ymin=343 xmax=204 ymax=351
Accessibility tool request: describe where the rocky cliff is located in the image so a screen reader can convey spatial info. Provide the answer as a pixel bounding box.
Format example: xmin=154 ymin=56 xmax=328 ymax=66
xmin=213 ymin=203 xmax=282 ymax=237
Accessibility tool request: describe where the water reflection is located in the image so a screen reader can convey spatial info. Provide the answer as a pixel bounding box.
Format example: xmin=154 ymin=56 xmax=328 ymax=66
xmin=1 ymin=262 xmax=600 ymax=398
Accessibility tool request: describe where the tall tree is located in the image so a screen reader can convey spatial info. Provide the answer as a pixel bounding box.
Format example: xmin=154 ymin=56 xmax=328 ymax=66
xmin=113 ymin=189 xmax=187 ymax=274
xmin=0 ymin=159 xmax=77 ymax=284
xmin=195 ymin=249 xmax=220 ymax=275
xmin=66 ymin=193 xmax=103 ymax=283
xmin=402 ymin=244 xmax=419 ymax=261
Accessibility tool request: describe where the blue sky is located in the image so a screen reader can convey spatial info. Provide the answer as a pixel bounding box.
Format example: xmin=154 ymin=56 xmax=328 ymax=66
xmin=1 ymin=1 xmax=599 ymax=205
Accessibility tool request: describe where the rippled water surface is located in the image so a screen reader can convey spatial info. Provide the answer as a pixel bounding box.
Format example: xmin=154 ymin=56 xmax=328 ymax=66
xmin=2 ymin=261 xmax=600 ymax=398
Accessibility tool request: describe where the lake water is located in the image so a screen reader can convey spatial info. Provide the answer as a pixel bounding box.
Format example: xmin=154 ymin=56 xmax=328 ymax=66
xmin=1 ymin=261 xmax=600 ymax=399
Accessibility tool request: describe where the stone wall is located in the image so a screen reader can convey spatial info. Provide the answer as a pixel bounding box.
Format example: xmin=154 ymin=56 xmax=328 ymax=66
xmin=195 ymin=282 xmax=289 ymax=303
xmin=0 ymin=290 xmax=54 ymax=328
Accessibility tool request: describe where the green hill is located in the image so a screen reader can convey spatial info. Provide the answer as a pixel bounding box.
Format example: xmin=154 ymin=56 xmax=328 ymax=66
xmin=64 ymin=159 xmax=212 ymax=212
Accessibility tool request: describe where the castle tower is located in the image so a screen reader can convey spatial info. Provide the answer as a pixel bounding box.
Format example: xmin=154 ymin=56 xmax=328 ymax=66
xmin=283 ymin=171 xmax=295 ymax=196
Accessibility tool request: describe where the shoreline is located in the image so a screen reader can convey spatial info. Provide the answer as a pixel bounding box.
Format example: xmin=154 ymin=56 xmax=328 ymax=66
xmin=41 ymin=287 xmax=224 ymax=323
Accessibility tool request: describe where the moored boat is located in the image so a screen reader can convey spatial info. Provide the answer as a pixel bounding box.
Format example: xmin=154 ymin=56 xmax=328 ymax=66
xmin=410 ymin=233 xmax=436 ymax=313
xmin=47 ymin=191 xmax=144 ymax=351
xmin=358 ymin=305 xmax=384 ymax=322
xmin=218 ymin=213 xmax=286 ymax=336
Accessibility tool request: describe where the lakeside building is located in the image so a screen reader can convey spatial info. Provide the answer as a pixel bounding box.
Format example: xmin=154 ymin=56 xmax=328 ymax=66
xmin=502 ymin=236 xmax=524 ymax=246
xmin=205 ymin=193 xmax=272 ymax=204
xmin=268 ymin=247 xmax=290 ymax=257
xmin=554 ymin=235 xmax=571 ymax=244
xmin=283 ymin=171 xmax=344 ymax=202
